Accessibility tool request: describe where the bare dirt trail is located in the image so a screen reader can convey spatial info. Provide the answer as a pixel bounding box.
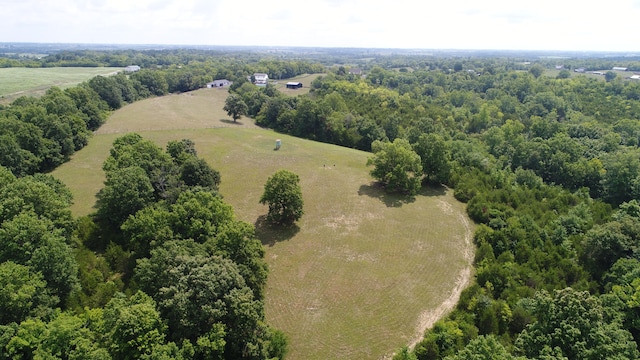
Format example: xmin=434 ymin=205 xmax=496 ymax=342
xmin=406 ymin=201 xmax=475 ymax=351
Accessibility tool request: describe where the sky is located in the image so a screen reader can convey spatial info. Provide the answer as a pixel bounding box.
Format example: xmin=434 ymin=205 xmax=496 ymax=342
xmin=2 ymin=0 xmax=640 ymax=52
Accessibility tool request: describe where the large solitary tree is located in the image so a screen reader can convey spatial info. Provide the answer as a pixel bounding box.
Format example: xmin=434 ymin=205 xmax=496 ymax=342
xmin=367 ymin=138 xmax=423 ymax=195
xmin=259 ymin=170 xmax=304 ymax=226
xmin=223 ymin=93 xmax=248 ymax=122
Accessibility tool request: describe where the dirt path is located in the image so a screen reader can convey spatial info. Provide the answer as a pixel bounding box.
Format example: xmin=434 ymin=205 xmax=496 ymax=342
xmin=406 ymin=202 xmax=474 ymax=351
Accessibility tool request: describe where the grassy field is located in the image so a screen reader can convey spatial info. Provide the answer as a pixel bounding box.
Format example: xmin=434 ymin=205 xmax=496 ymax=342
xmin=56 ymin=87 xmax=255 ymax=216
xmin=52 ymin=89 xmax=474 ymax=359
xmin=544 ymin=68 xmax=634 ymax=81
xmin=273 ymin=73 xmax=325 ymax=96
xmin=0 ymin=67 xmax=122 ymax=104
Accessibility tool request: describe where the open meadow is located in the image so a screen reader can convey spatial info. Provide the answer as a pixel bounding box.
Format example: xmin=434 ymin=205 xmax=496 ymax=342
xmin=544 ymin=68 xmax=635 ymax=80
xmin=273 ymin=73 xmax=325 ymax=96
xmin=0 ymin=66 xmax=122 ymax=104
xmin=52 ymin=88 xmax=474 ymax=359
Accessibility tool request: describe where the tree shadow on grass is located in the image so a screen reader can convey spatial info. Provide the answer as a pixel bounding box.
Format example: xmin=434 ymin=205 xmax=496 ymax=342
xmin=418 ymin=183 xmax=448 ymax=197
xmin=357 ymin=182 xmax=417 ymax=208
xmin=358 ymin=183 xmax=448 ymax=207
xmin=219 ymin=119 xmax=245 ymax=125
xmin=254 ymin=214 xmax=300 ymax=247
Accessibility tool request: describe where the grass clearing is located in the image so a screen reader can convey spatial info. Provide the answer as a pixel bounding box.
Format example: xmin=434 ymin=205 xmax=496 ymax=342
xmin=544 ymin=68 xmax=635 ymax=81
xmin=96 ymin=88 xmax=259 ymax=135
xmin=52 ymin=90 xmax=474 ymax=359
xmin=273 ymin=73 xmax=325 ymax=96
xmin=56 ymin=88 xmax=257 ymax=215
xmin=0 ymin=67 xmax=123 ymax=104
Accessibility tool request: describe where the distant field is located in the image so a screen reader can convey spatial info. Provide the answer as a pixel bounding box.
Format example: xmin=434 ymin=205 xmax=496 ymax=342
xmin=544 ymin=68 xmax=634 ymax=80
xmin=0 ymin=67 xmax=122 ymax=103
xmin=274 ymin=73 xmax=325 ymax=96
xmin=96 ymin=88 xmax=258 ymax=135
xmin=58 ymin=88 xmax=258 ymax=216
xmin=52 ymin=89 xmax=474 ymax=360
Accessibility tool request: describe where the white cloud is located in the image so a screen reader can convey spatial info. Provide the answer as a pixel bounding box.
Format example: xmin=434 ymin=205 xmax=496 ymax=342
xmin=1 ymin=0 xmax=639 ymax=51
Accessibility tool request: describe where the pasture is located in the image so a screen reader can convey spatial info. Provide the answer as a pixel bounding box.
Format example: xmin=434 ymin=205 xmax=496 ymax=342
xmin=273 ymin=73 xmax=325 ymax=96
xmin=0 ymin=67 xmax=122 ymax=104
xmin=544 ymin=68 xmax=634 ymax=81
xmin=52 ymin=88 xmax=474 ymax=359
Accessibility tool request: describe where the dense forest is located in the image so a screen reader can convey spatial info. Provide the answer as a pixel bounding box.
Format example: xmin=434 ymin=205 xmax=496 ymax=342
xmin=2 ymin=47 xmax=640 ymax=358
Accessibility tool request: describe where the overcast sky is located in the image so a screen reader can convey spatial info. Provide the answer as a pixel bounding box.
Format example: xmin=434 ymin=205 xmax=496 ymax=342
xmin=2 ymin=0 xmax=640 ymax=52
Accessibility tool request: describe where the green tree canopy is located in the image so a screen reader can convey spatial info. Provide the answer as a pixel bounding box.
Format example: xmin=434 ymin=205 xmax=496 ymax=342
xmin=514 ymin=288 xmax=639 ymax=359
xmin=131 ymin=69 xmax=169 ymax=96
xmin=103 ymin=291 xmax=167 ymax=359
xmin=102 ymin=133 xmax=173 ymax=178
xmin=170 ymin=189 xmax=234 ymax=243
xmin=29 ymin=235 xmax=79 ymax=303
xmin=95 ymin=166 xmax=155 ymax=229
xmin=444 ymin=335 xmax=524 ymax=360
xmin=210 ymin=221 xmax=268 ymax=300
xmin=0 ymin=261 xmax=53 ymax=325
xmin=259 ymin=169 xmax=304 ymax=226
xmin=528 ymin=64 xmax=545 ymax=78
xmin=367 ymin=138 xmax=423 ymax=195
xmin=180 ymin=156 xmax=221 ymax=190
xmin=32 ymin=311 xmax=110 ymax=360
xmin=413 ymin=133 xmax=450 ymax=184
xmin=166 ymin=138 xmax=197 ymax=164
xmin=88 ymin=75 xmax=124 ymax=110
xmin=0 ymin=175 xmax=74 ymax=236
xmin=134 ymin=242 xmax=267 ymax=358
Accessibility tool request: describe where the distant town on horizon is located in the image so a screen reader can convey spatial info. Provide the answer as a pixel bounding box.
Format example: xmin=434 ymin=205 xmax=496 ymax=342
xmin=2 ymin=41 xmax=640 ymax=59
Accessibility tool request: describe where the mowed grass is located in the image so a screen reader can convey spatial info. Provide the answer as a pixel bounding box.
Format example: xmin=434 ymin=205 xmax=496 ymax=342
xmin=274 ymin=73 xmax=325 ymax=96
xmin=52 ymin=89 xmax=474 ymax=359
xmin=96 ymin=88 xmax=259 ymax=135
xmin=0 ymin=67 xmax=123 ymax=104
xmin=56 ymin=88 xmax=258 ymax=216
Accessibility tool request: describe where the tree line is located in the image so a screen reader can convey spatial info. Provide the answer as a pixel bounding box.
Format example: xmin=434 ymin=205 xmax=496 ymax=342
xmin=0 ymin=48 xmax=326 ymax=74
xmin=0 ymin=53 xmax=324 ymax=177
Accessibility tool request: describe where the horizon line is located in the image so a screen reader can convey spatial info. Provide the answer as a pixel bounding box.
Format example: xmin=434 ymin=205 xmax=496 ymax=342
xmin=1 ymin=42 xmax=640 ymax=55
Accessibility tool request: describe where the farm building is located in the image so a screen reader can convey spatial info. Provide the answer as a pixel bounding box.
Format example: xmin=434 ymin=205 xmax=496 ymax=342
xmin=253 ymin=73 xmax=269 ymax=85
xmin=207 ymin=79 xmax=232 ymax=88
xmin=574 ymin=67 xmax=586 ymax=73
xmin=124 ymin=65 xmax=141 ymax=72
xmin=349 ymin=68 xmax=363 ymax=75
xmin=613 ymin=67 xmax=628 ymax=71
xmin=630 ymin=75 xmax=640 ymax=80
xmin=286 ymin=82 xmax=303 ymax=89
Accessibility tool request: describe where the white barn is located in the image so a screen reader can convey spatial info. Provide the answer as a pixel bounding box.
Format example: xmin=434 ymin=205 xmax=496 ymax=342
xmin=253 ymin=73 xmax=268 ymax=85
xmin=124 ymin=65 xmax=141 ymax=72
